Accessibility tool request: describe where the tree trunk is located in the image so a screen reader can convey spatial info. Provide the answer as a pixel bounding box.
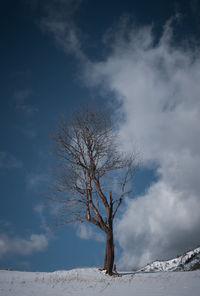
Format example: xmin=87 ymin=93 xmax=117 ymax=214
xmin=104 ymin=230 xmax=114 ymax=275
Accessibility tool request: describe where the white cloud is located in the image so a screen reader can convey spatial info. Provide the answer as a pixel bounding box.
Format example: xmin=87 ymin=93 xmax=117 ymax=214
xmin=84 ymin=18 xmax=200 ymax=269
xmin=40 ymin=0 xmax=87 ymax=61
xmin=17 ymin=126 xmax=37 ymax=138
xmin=27 ymin=173 xmax=49 ymax=187
xmin=0 ymin=233 xmax=48 ymax=259
xmin=13 ymin=88 xmax=39 ymax=115
xmin=76 ymin=224 xmax=104 ymax=242
xmin=16 ymin=105 xmax=39 ymax=114
xmin=34 ymin=203 xmax=52 ymax=234
xmin=115 ymin=181 xmax=200 ymax=269
xmin=34 ymin=203 xmax=44 ymax=216
xmin=0 ymin=151 xmax=23 ymax=169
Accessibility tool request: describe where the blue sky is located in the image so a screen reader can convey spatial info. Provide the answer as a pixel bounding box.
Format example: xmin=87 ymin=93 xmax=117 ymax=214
xmin=1 ymin=0 xmax=200 ymax=271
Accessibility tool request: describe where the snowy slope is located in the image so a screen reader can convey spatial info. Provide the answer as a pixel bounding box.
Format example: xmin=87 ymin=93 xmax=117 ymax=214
xmin=138 ymin=246 xmax=200 ymax=272
xmin=0 ymin=268 xmax=200 ymax=296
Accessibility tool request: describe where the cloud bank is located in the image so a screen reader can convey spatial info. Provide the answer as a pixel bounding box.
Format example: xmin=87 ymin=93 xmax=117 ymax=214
xmin=85 ymin=18 xmax=200 ymax=269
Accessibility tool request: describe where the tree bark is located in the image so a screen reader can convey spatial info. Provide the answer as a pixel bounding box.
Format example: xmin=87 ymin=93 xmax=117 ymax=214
xmin=104 ymin=230 xmax=114 ymax=275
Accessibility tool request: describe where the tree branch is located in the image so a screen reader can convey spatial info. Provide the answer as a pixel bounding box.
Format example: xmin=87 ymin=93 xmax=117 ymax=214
xmin=93 ymin=177 xmax=110 ymax=215
xmin=87 ymin=177 xmax=108 ymax=233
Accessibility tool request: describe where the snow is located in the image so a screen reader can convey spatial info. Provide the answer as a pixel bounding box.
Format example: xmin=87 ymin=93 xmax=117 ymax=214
xmin=1 ymin=268 xmax=200 ymax=296
xmin=138 ymin=246 xmax=200 ymax=272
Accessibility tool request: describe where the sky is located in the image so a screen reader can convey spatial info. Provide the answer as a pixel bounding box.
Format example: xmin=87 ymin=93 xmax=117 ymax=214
xmin=0 ymin=0 xmax=200 ymax=271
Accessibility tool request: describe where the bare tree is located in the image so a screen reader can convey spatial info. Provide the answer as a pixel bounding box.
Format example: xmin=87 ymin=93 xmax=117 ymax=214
xmin=50 ymin=105 xmax=136 ymax=275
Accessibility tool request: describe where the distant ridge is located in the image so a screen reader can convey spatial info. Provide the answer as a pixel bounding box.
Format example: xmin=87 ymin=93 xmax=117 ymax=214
xmin=138 ymin=246 xmax=200 ymax=272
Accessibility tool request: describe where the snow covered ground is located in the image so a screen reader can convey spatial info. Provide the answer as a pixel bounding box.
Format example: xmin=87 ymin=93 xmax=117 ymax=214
xmin=0 ymin=268 xmax=200 ymax=296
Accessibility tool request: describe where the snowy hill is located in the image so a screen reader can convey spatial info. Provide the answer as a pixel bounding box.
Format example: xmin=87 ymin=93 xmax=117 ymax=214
xmin=138 ymin=246 xmax=200 ymax=272
xmin=0 ymin=267 xmax=200 ymax=296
